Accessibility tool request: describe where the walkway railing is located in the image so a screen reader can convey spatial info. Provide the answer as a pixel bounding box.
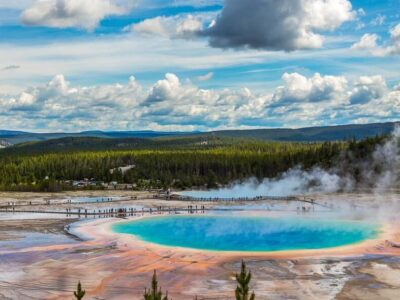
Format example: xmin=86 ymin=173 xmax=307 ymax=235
xmin=0 ymin=205 xmax=222 ymax=218
xmin=169 ymin=195 xmax=299 ymax=202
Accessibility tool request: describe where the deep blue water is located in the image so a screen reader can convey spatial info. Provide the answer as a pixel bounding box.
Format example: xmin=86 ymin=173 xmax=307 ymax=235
xmin=112 ymin=215 xmax=379 ymax=252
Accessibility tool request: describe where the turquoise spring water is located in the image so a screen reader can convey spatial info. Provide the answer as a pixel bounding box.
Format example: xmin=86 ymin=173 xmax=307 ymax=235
xmin=112 ymin=215 xmax=379 ymax=252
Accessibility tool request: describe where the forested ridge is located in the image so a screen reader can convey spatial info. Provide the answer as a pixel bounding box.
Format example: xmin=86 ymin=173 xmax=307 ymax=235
xmin=0 ymin=135 xmax=385 ymax=191
xmin=1 ymin=121 xmax=396 ymax=144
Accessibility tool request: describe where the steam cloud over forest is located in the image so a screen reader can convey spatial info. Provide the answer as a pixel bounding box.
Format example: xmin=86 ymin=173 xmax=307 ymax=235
xmin=204 ymin=127 xmax=400 ymax=197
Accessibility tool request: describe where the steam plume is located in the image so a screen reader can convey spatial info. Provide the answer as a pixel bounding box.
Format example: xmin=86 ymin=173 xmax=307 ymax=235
xmin=201 ymin=126 xmax=400 ymax=197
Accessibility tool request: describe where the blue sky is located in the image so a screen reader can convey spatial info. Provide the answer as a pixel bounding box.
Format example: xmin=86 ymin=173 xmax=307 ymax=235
xmin=0 ymin=0 xmax=399 ymax=132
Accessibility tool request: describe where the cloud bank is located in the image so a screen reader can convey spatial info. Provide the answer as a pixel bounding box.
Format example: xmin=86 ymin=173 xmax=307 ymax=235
xmin=0 ymin=72 xmax=399 ymax=131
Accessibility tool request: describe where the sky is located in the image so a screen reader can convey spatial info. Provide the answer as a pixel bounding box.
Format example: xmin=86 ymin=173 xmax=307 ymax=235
xmin=0 ymin=0 xmax=399 ymax=132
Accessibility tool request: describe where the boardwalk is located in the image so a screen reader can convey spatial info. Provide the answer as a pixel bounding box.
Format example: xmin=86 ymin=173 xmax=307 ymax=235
xmin=170 ymin=194 xmax=299 ymax=202
xmin=0 ymin=200 xmax=334 ymax=219
xmin=0 ymin=206 xmax=216 ymax=218
xmin=170 ymin=194 xmax=333 ymax=209
xmin=0 ymin=193 xmax=334 ymax=219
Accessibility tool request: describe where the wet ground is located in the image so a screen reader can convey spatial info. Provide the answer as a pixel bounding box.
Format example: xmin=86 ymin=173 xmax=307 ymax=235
xmin=0 ymin=191 xmax=400 ymax=299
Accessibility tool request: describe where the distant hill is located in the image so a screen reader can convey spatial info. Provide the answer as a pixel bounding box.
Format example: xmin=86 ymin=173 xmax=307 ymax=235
xmin=0 ymin=130 xmax=27 ymax=137
xmin=0 ymin=122 xmax=397 ymax=148
xmin=0 ymin=130 xmax=189 ymax=145
xmin=206 ymin=122 xmax=398 ymax=142
xmin=0 ymin=135 xmax=230 ymax=155
xmin=4 ymin=137 xmax=157 ymax=154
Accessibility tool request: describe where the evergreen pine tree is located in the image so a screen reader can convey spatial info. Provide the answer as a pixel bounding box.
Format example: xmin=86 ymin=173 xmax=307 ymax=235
xmin=73 ymin=281 xmax=86 ymax=300
xmin=144 ymin=270 xmax=169 ymax=300
xmin=235 ymin=261 xmax=255 ymax=300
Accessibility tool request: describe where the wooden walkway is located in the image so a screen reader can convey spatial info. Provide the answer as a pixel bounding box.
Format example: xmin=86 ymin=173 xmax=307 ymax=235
xmin=169 ymin=195 xmax=299 ymax=202
xmin=0 ymin=206 xmax=229 ymax=218
xmin=0 ymin=194 xmax=330 ymax=210
xmin=170 ymin=195 xmax=332 ymax=209
xmin=0 ymin=193 xmax=334 ymax=218
xmin=0 ymin=200 xmax=334 ymax=218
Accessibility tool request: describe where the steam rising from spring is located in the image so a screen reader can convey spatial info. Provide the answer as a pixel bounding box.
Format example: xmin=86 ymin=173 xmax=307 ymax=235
xmin=371 ymin=126 xmax=400 ymax=192
xmin=185 ymin=126 xmax=400 ymax=198
xmin=260 ymin=126 xmax=400 ymax=196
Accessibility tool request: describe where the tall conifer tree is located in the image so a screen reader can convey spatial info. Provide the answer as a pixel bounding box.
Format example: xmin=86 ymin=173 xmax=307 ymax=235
xmin=235 ymin=261 xmax=255 ymax=300
xmin=144 ymin=270 xmax=169 ymax=300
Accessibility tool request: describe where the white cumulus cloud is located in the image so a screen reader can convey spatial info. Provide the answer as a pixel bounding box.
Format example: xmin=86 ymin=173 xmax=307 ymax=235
xmin=351 ymin=23 xmax=400 ymax=56
xmin=350 ymin=75 xmax=387 ymax=104
xmin=272 ymin=73 xmax=349 ymax=104
xmin=130 ymin=14 xmax=203 ymax=39
xmin=21 ymin=0 xmax=127 ymax=31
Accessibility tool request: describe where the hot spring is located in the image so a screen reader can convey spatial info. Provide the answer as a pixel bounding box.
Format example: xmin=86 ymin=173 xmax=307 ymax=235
xmin=112 ymin=215 xmax=379 ymax=252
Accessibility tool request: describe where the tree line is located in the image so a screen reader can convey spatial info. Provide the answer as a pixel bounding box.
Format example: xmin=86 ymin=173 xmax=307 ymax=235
xmin=0 ymin=135 xmax=388 ymax=192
